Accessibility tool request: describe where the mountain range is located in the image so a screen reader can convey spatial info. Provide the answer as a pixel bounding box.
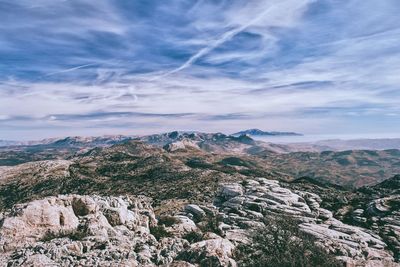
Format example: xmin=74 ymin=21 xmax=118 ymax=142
xmin=1 ymin=132 xmax=400 ymax=188
xmin=232 ymin=128 xmax=303 ymax=136
xmin=0 ymin=131 xmax=399 ymax=265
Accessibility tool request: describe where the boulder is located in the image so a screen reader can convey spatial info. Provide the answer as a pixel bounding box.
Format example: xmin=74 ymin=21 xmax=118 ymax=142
xmin=185 ymin=204 xmax=206 ymax=220
xmin=218 ymin=184 xmax=244 ymax=200
xmin=166 ymin=216 xmax=198 ymax=238
xmin=23 ymin=254 xmax=58 ymax=267
xmin=72 ymin=196 xmax=97 ymax=216
xmin=169 ymin=261 xmax=196 ymax=267
xmin=0 ymin=196 xmax=79 ymax=252
xmin=179 ymin=238 xmax=236 ymax=267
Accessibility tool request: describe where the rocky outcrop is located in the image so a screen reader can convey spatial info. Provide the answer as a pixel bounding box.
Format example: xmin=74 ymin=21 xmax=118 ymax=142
xmin=360 ymin=195 xmax=400 ymax=260
xmin=163 ymin=140 xmax=200 ymax=152
xmin=0 ymin=195 xmax=80 ymax=252
xmin=1 ymin=179 xmax=399 ymax=266
xmin=0 ymin=195 xmax=162 ymax=266
xmin=0 ymin=194 xmax=235 ymax=267
xmin=338 ymin=175 xmax=400 ymax=261
xmin=184 ymin=205 xmax=206 ymax=221
xmin=180 ymin=179 xmax=399 ymax=266
xmin=214 ymin=179 xmax=398 ymax=266
xmin=178 ymin=238 xmax=236 ymax=267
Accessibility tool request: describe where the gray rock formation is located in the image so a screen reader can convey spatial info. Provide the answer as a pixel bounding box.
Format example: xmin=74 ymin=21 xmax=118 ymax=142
xmin=178 ymin=238 xmax=236 ymax=267
xmin=214 ymin=179 xmax=398 ymax=266
xmin=184 ymin=204 xmax=206 ymax=221
xmin=0 ymin=194 xmax=236 ymax=267
xmin=364 ymin=195 xmax=400 ymax=258
xmin=1 ymin=180 xmax=399 ymax=266
xmin=0 ymin=195 xmax=162 ymax=266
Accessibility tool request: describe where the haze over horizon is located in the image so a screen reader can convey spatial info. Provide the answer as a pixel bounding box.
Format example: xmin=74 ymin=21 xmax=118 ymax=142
xmin=1 ymin=0 xmax=400 ymax=140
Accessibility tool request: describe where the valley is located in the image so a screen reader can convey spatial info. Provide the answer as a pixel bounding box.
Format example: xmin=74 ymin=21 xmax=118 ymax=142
xmin=0 ymin=132 xmax=399 ymax=265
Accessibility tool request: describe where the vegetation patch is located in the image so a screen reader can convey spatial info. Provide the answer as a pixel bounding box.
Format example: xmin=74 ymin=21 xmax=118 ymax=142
xmin=234 ymin=216 xmax=342 ymax=267
xmin=182 ymin=231 xmax=204 ymax=244
xmin=40 ymin=229 xmax=86 ymax=242
xmin=150 ymin=225 xmax=171 ymax=240
xmin=158 ymin=215 xmax=180 ymax=227
xmin=220 ymin=157 xmax=254 ymax=167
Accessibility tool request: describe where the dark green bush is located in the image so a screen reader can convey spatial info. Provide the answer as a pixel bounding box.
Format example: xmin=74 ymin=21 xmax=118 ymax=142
xmin=183 ymin=231 xmax=204 ymax=243
xmin=198 ymin=213 xmax=223 ymax=236
xmin=150 ymin=225 xmax=171 ymax=240
xmin=158 ymin=215 xmax=180 ymax=227
xmin=234 ymin=216 xmax=342 ymax=267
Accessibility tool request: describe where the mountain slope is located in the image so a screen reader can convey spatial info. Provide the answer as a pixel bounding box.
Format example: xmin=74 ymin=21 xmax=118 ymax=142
xmin=0 ymin=141 xmax=250 ymax=210
xmin=0 ymin=135 xmax=133 ymax=166
xmin=0 ymin=138 xmax=399 ymax=263
xmin=263 ymin=149 xmax=400 ymax=188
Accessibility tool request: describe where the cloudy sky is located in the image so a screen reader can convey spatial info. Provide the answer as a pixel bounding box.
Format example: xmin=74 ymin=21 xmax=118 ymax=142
xmin=1 ymin=0 xmax=400 ymax=140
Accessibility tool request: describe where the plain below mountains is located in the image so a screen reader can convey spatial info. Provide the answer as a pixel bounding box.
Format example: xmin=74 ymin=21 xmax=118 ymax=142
xmin=294 ymin=138 xmax=400 ymax=151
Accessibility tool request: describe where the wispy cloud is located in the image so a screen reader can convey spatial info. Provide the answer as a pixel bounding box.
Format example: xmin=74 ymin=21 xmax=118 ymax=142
xmin=1 ymin=0 xmax=400 ymax=139
xmin=43 ymin=63 xmax=99 ymax=77
xmin=151 ymin=0 xmax=297 ymax=80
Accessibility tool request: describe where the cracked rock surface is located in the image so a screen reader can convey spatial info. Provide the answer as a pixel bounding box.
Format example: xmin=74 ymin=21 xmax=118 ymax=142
xmin=1 ymin=179 xmax=399 ymax=266
xmin=213 ymin=178 xmax=398 ymax=266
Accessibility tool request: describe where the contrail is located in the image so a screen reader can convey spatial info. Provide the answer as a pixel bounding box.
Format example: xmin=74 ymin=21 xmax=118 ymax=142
xmin=149 ymin=2 xmax=280 ymax=81
xmin=44 ymin=63 xmax=98 ymax=77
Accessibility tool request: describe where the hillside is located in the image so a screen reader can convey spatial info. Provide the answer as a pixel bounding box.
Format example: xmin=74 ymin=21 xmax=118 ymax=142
xmin=0 ymin=140 xmax=252 ymax=210
xmin=285 ymin=138 xmax=400 ymax=152
xmin=1 ymin=133 xmax=400 ymax=190
xmin=264 ymin=149 xmax=400 ymax=188
xmin=1 ymin=135 xmax=400 ymax=264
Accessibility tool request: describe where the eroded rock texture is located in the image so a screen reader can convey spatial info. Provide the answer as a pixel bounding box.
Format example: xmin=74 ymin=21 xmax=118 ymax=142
xmin=213 ymin=179 xmax=398 ymax=266
xmin=0 ymin=179 xmax=399 ymax=266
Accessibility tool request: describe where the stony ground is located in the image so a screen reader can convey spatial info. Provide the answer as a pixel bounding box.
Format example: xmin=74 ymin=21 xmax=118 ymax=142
xmin=1 ymin=134 xmax=399 ymax=266
xmin=1 ymin=178 xmax=399 ymax=266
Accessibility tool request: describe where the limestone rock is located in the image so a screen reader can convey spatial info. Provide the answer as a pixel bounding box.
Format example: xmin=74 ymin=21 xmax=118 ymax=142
xmin=1 ymin=179 xmax=398 ymax=266
xmin=72 ymin=195 xmax=97 ymax=216
xmin=166 ymin=215 xmax=198 ymax=238
xmin=169 ymin=261 xmax=196 ymax=267
xmin=0 ymin=195 xmax=164 ymax=266
xmin=0 ymin=196 xmax=79 ymax=252
xmin=23 ymin=254 xmax=58 ymax=267
xmin=179 ymin=238 xmax=236 ymax=267
xmin=217 ymin=184 xmax=244 ymax=201
xmin=213 ymin=181 xmax=397 ymax=266
xmin=184 ymin=204 xmax=206 ymax=220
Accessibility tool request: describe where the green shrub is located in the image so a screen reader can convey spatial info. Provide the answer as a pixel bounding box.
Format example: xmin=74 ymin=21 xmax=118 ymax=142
xmin=158 ymin=215 xmax=180 ymax=227
xmin=234 ymin=216 xmax=342 ymax=267
xmin=198 ymin=213 xmax=223 ymax=236
xmin=183 ymin=231 xmax=204 ymax=243
xmin=150 ymin=225 xmax=171 ymax=240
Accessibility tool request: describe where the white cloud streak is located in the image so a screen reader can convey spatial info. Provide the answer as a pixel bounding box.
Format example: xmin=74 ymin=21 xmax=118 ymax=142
xmin=151 ymin=0 xmax=313 ymax=80
xmin=43 ymin=63 xmax=99 ymax=77
xmin=1 ymin=0 xmax=400 ymax=139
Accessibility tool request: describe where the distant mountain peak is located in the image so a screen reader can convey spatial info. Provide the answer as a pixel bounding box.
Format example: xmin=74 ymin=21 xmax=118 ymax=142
xmin=233 ymin=129 xmax=302 ymax=136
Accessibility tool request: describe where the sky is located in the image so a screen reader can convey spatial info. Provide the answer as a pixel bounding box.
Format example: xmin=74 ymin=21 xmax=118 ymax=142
xmin=1 ymin=0 xmax=400 ymax=140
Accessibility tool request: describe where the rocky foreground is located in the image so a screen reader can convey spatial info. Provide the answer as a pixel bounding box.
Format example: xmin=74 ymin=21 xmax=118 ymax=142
xmin=1 ymin=178 xmax=399 ymax=266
